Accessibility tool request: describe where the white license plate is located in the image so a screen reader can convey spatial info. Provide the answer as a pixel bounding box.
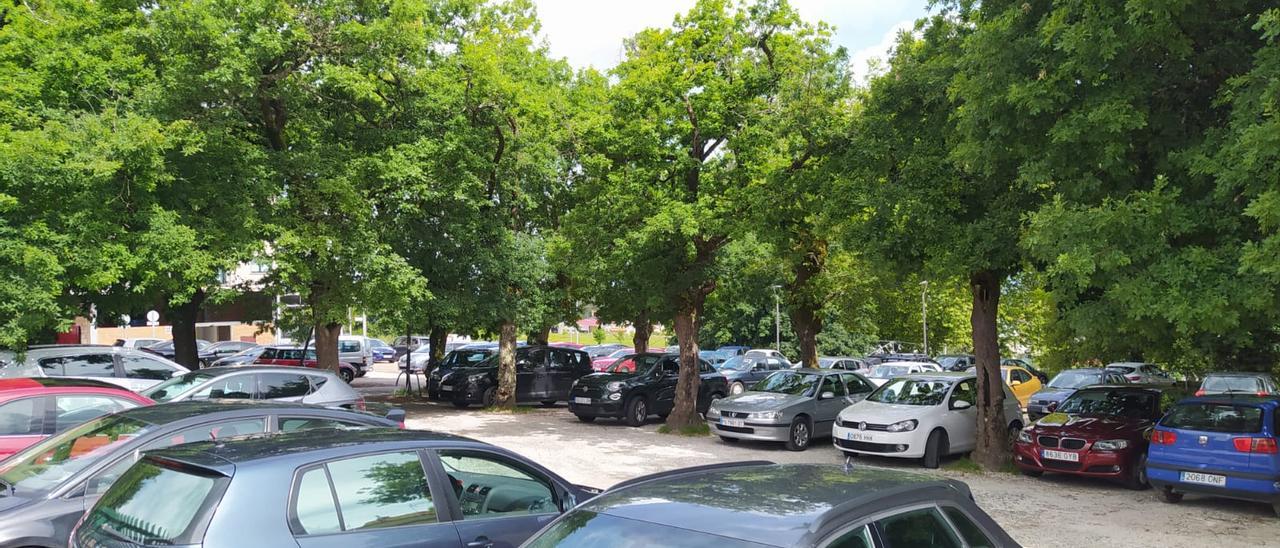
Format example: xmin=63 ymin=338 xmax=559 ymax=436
xmin=1041 ymin=449 xmax=1079 ymax=462
xmin=1181 ymin=471 xmax=1227 ymax=487
xmin=845 ymin=431 xmax=875 ymax=442
xmin=439 ymin=385 xmax=453 ymax=391
xmin=720 ymin=418 xmax=745 ymax=428
xmin=573 ymin=397 xmax=591 ymax=405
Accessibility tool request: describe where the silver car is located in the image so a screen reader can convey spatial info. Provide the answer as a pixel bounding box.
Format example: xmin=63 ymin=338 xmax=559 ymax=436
xmin=142 ymin=365 xmax=362 ymax=408
xmin=0 ymin=344 xmax=187 ymax=391
xmin=707 ymin=368 xmax=876 ymax=451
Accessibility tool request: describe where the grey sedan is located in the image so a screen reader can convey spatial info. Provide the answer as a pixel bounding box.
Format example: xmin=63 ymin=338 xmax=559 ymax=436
xmin=708 ymin=369 xmax=875 ymax=451
xmin=142 ymin=365 xmax=362 ymax=408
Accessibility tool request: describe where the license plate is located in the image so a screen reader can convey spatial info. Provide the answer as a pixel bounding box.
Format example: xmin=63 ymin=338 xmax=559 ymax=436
xmin=439 ymin=385 xmax=453 ymax=391
xmin=1181 ymin=471 xmax=1226 ymax=487
xmin=573 ymin=397 xmax=591 ymax=405
xmin=846 ymin=431 xmax=875 ymax=442
xmin=720 ymin=418 xmax=745 ymax=428
xmin=1041 ymin=449 xmax=1079 ymax=462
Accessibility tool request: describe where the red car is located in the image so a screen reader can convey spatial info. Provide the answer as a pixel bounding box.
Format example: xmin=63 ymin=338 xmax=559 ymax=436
xmin=0 ymin=377 xmax=154 ymax=459
xmin=1013 ymin=385 xmax=1163 ymax=489
xmin=591 ymin=348 xmax=635 ymax=371
xmin=252 ymin=345 xmax=359 ymax=382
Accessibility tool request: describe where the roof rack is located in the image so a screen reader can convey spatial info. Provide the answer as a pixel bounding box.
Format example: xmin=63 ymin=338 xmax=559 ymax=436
xmin=606 ymin=460 xmax=775 ymax=493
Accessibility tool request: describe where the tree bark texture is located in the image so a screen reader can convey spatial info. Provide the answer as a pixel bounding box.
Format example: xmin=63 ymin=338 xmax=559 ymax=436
xmin=665 ymin=297 xmax=704 ymax=429
xmin=314 ymin=321 xmax=343 ymax=374
xmin=495 ymin=320 xmax=518 ymax=408
xmin=788 ymin=239 xmax=826 ymax=368
xmin=969 ymin=269 xmax=1009 ymax=470
xmin=169 ymin=288 xmax=206 ymax=369
xmin=632 ymin=313 xmax=652 ymax=354
xmin=527 ymin=325 xmax=551 ymax=346
xmin=429 ymin=325 xmax=447 ymax=367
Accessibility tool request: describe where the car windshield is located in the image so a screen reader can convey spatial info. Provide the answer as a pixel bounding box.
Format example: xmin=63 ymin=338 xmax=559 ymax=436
xmin=718 ymin=356 xmax=764 ymax=371
xmin=0 ymin=415 xmax=154 ymax=496
xmin=585 ymin=346 xmax=620 ymax=358
xmin=869 ymin=365 xmax=911 ymax=379
xmin=1201 ymin=376 xmax=1265 ymax=394
xmin=867 ymin=378 xmax=952 ymax=406
xmin=442 ymin=350 xmax=493 ymax=368
xmin=937 ymin=357 xmax=963 ymax=369
xmin=1163 ymin=402 xmax=1263 ymax=433
xmin=143 ymin=371 xmax=219 ymax=402
xmin=750 ymin=371 xmax=820 ymax=396
xmin=1048 ymin=371 xmax=1105 ymax=389
xmin=607 ymin=355 xmax=661 ymax=374
xmin=1056 ymin=390 xmax=1157 ymax=419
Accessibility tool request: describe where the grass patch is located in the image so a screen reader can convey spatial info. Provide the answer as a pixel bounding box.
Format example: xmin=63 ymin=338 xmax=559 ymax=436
xmin=392 ymin=388 xmax=411 ymax=397
xmin=943 ymin=457 xmax=984 ymax=473
xmin=481 ymin=405 xmax=538 ymax=414
xmin=657 ymin=422 xmax=711 ymax=437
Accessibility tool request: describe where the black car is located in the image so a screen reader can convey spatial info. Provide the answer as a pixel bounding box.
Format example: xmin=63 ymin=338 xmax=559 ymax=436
xmin=0 ymin=401 xmax=398 ymax=548
xmin=72 ymin=428 xmax=598 ymax=548
xmin=523 ymin=462 xmax=1021 ymax=547
xmin=426 ymin=345 xmax=500 ymax=398
xmin=198 ymin=340 xmax=260 ymax=367
xmin=435 ymin=345 xmax=593 ymax=408
xmin=141 ymin=338 xmax=214 ymax=360
xmin=568 ymin=353 xmax=729 ymax=426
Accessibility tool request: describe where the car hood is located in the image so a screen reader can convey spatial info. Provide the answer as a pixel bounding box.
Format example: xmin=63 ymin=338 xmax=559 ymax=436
xmin=1030 ymin=387 xmax=1076 ymax=403
xmin=441 ymin=367 xmax=492 ymax=380
xmin=838 ymin=399 xmax=933 ymax=422
xmin=576 ymin=373 xmax=641 ymax=387
xmin=1031 ymin=412 xmax=1151 ymax=438
xmin=715 ymin=391 xmax=808 ymax=412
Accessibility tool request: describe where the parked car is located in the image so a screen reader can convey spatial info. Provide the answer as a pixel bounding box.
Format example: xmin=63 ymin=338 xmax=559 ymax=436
xmin=209 ymin=344 xmax=268 ymax=367
xmin=1003 ymin=364 xmax=1044 ymax=408
xmin=0 ymin=344 xmax=188 ymax=391
xmin=435 ymin=345 xmax=593 ymax=408
xmin=816 ymin=356 xmax=868 ymax=371
xmin=863 ymin=352 xmax=935 ymax=367
xmin=368 ymin=338 xmax=396 ymax=361
xmin=391 ymin=334 xmax=430 ymax=360
xmin=141 ymin=338 xmax=214 ymax=360
xmin=719 ymin=354 xmax=792 ymax=394
xmin=590 ymin=347 xmax=634 ymax=371
xmin=1107 ymin=362 xmax=1176 ymax=386
xmin=333 ymin=335 xmax=375 ymax=377
xmin=937 ymin=354 xmax=976 ymax=371
xmin=1001 ymin=358 xmax=1049 ymax=383
xmin=583 ymin=343 xmax=628 ymax=358
xmin=522 ymin=462 xmax=1020 ymax=548
xmin=569 ymin=353 xmax=727 ymax=426
xmin=0 ymin=401 xmax=398 ymax=548
xmin=143 ymin=366 xmax=364 ymax=408
xmin=253 ymin=345 xmax=360 ymax=383
xmin=863 ymin=361 xmax=939 ymax=387
xmin=425 ymin=345 xmax=501 ymax=398
xmin=113 ymin=338 xmax=164 ymax=349
xmin=550 ymin=342 xmax=585 ymax=349
xmin=834 ymin=372 xmax=1025 ymax=468
xmin=1196 ymin=372 xmax=1279 ymax=396
xmin=744 ymin=348 xmax=790 ymax=363
xmin=0 ymin=377 xmax=153 ymax=459
xmin=1027 ymin=368 xmax=1130 ymax=420
xmin=197 ymin=340 xmax=260 ymax=367
xmin=698 ymin=349 xmax=731 ymax=366
xmin=1014 ymin=385 xmax=1163 ymax=489
xmin=73 ymin=428 xmax=598 ymax=548
xmin=717 ymin=345 xmax=750 ymax=356
xmin=1147 ymin=395 xmax=1280 ymax=515
xmin=708 ymin=369 xmax=875 ymax=450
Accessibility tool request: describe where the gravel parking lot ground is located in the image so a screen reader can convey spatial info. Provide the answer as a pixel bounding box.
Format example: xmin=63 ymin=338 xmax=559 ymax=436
xmin=354 ymin=367 xmax=1279 ymax=547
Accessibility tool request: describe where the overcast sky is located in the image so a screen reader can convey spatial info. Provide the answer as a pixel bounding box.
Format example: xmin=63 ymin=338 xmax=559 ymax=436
xmin=532 ymin=0 xmax=930 ymax=80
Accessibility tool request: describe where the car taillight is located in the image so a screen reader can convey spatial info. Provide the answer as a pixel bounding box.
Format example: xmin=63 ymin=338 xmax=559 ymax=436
xmin=1151 ymin=430 xmax=1177 ymax=445
xmin=1126 ymin=375 xmax=1141 ymax=381
xmin=398 ymin=421 xmax=406 ymax=429
xmin=1194 ymin=389 xmax=1205 ymax=396
xmin=1233 ymin=437 xmax=1279 ymax=454
xmin=356 ymin=397 xmax=367 ymax=411
xmin=1259 ymin=391 xmax=1270 ymax=397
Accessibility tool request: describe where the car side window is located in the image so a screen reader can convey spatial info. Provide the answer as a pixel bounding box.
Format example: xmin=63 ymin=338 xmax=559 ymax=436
xmin=437 ymin=451 xmax=557 ymax=519
xmin=159 ymin=418 xmax=268 ymax=447
xmin=950 ymin=380 xmax=976 ymax=408
xmin=518 ymin=349 xmax=546 ymax=371
xmin=698 ymin=361 xmax=714 ymax=374
xmin=54 ymin=395 xmax=139 ymax=431
xmin=121 ymin=355 xmax=178 ymax=380
xmin=941 ymin=506 xmax=995 ymax=548
xmin=280 ymin=417 xmax=368 ymax=432
xmin=840 ymin=374 xmax=871 ymax=394
xmin=1011 ymin=369 xmax=1031 ymax=383
xmin=660 ymin=359 xmax=680 ymax=376
xmin=338 ymin=340 xmax=362 ymax=353
xmin=292 ymin=451 xmax=437 ymax=535
xmin=875 ymin=507 xmax=962 ymax=548
xmin=825 ymin=524 xmax=874 ymax=548
xmin=190 ymin=375 xmax=255 ymax=400
xmin=821 ymin=375 xmax=846 ymax=397
xmin=548 ymin=350 xmax=572 ymax=371
xmin=257 ymin=373 xmax=313 ymax=399
xmin=0 ymin=397 xmax=45 ymax=435
xmin=48 ymin=354 xmax=116 ymax=377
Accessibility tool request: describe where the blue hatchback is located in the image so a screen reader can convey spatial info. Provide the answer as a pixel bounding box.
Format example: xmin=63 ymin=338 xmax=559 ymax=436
xmin=1146 ymin=395 xmax=1280 ymax=516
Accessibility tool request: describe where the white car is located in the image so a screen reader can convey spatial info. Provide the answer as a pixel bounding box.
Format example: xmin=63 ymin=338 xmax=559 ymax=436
xmin=113 ymin=338 xmax=165 ymax=349
xmin=1105 ymin=362 xmax=1175 ymax=386
xmin=744 ymin=348 xmax=791 ymax=364
xmin=863 ymin=361 xmax=940 ymax=387
xmin=833 ymin=372 xmax=1024 ymax=468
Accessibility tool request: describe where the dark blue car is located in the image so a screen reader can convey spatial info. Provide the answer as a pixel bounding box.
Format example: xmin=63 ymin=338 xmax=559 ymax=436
xmin=1027 ymin=368 xmax=1129 ymax=420
xmin=72 ymin=428 xmax=598 ymax=548
xmin=1147 ymin=395 xmax=1280 ymax=516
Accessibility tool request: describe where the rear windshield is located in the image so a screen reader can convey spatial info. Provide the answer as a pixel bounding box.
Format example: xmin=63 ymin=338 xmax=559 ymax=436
xmin=144 ymin=371 xmax=219 ymax=402
xmin=1106 ymin=365 xmax=1136 ymax=374
xmin=526 ymin=511 xmax=771 ymax=548
xmin=1200 ymin=376 xmax=1264 ymax=394
xmin=1162 ymin=403 xmax=1264 ymax=433
xmin=78 ymin=460 xmax=226 ymax=545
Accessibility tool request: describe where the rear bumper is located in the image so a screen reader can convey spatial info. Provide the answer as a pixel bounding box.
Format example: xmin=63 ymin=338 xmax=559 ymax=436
xmin=1012 ymin=441 xmax=1133 ymax=478
xmin=708 ymin=420 xmax=790 ymax=442
xmin=1148 ymin=462 xmax=1280 ymax=504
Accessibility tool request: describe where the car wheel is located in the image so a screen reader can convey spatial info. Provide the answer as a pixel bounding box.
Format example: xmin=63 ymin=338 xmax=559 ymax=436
xmin=785 ymin=416 xmax=811 ymax=451
xmin=576 ymin=415 xmax=596 ymax=423
xmin=482 ymin=387 xmax=497 ymax=408
xmin=339 ymin=368 xmax=355 ymax=383
xmin=1006 ymin=423 xmax=1022 ymax=450
xmin=720 ymin=435 xmax=739 ymax=443
xmin=923 ymin=429 xmax=948 ymax=469
xmin=1019 ymin=467 xmax=1043 ymax=478
xmin=540 ymin=400 xmax=557 ymax=407
xmin=730 ymin=382 xmax=745 ymax=395
xmin=1160 ymin=487 xmax=1183 ymax=504
xmin=624 ymin=397 xmax=648 ymax=427
xmin=1123 ymin=453 xmax=1150 ymax=490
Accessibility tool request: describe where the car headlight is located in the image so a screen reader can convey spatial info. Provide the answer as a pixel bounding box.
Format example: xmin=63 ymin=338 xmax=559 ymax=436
xmin=707 ymin=403 xmax=720 ymax=418
xmin=1017 ymin=429 xmax=1033 ymax=444
xmin=1094 ymin=439 xmax=1129 ymax=451
xmin=886 ymin=419 xmax=918 ymax=432
xmin=605 ymin=382 xmax=624 ymax=392
xmin=467 ymin=373 xmax=488 ymax=383
xmin=748 ymin=410 xmax=783 ymax=421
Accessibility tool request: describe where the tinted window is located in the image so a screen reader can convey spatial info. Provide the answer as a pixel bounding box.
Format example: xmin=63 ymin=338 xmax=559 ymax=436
xmin=526 ymin=511 xmax=767 ymax=548
xmin=0 ymin=397 xmax=44 ymax=435
xmin=1009 ymin=369 xmax=1031 ymax=383
xmin=876 ymin=507 xmax=961 ymax=548
xmin=48 ymin=354 xmax=116 ymax=377
xmin=827 ymin=525 xmax=874 ymax=548
xmin=1057 ymin=390 xmax=1157 ymax=419
xmin=841 ymin=374 xmax=872 ymax=394
xmin=518 ymin=348 xmax=546 ymax=371
xmin=698 ymin=361 xmax=715 ymax=374
xmin=1162 ymin=403 xmax=1263 ymax=433
xmin=258 ymin=373 xmax=312 ymax=399
xmin=259 ymin=348 xmax=279 ymax=360
xmin=821 ymin=375 xmax=847 ymax=397
xmin=280 ymin=418 xmax=367 ymax=432
xmin=1201 ymin=376 xmax=1265 ymax=394
xmin=121 ymin=355 xmax=178 ymax=380
xmin=438 ymin=452 xmax=556 ymax=519
xmin=660 ymin=359 xmax=680 ymax=376
xmin=294 ymin=468 xmax=342 ymax=534
xmin=548 ymin=350 xmax=572 ymax=371
xmin=942 ymin=506 xmax=994 ymax=548
xmin=191 ymin=375 xmax=255 ymax=400
xmin=327 ymin=451 xmax=436 ymax=530
xmin=80 ymin=461 xmax=222 ymax=545
xmin=338 ymin=340 xmax=362 ymax=353
xmin=159 ymin=418 xmax=267 ymax=446
xmin=54 ymin=395 xmax=138 ymax=431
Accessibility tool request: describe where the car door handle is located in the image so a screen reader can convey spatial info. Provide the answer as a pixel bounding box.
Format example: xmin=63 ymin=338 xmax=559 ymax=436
xmin=466 ymin=537 xmax=494 ymax=548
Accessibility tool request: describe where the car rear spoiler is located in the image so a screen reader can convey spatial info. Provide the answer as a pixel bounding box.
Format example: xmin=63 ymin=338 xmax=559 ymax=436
xmin=347 ymin=402 xmax=406 ymax=426
xmin=607 ymin=460 xmax=776 ymax=493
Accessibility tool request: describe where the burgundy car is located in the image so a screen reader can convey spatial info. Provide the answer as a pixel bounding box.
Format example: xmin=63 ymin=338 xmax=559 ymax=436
xmin=252 ymin=345 xmax=358 ymax=382
xmin=1013 ymin=385 xmax=1163 ymax=489
xmin=0 ymin=377 xmax=154 ymax=459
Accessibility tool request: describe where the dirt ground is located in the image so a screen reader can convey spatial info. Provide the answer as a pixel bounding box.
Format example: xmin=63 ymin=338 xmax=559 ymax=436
xmin=356 ymin=368 xmax=1280 ymax=547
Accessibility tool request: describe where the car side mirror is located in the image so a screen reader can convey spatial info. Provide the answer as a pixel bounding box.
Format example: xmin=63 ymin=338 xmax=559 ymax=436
xmin=1010 ymin=380 xmax=1022 ymax=386
xmin=952 ymin=400 xmax=972 ymax=410
xmin=820 ymin=391 xmax=835 ymax=400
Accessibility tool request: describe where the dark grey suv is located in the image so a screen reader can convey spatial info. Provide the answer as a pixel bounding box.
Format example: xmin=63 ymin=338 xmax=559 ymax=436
xmin=523 ymin=462 xmax=1021 ymax=547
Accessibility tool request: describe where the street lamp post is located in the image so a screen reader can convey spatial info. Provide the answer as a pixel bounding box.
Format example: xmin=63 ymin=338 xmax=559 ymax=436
xmin=920 ymin=280 xmax=929 ymax=355
xmin=770 ymin=285 xmax=782 ymax=353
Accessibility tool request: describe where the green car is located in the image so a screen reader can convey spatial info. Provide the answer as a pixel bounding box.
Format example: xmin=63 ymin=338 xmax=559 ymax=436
xmin=569 ymin=353 xmax=729 ymax=426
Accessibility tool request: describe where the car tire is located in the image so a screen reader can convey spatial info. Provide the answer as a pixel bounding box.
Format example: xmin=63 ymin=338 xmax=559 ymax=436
xmin=923 ymin=429 xmax=948 ymax=469
xmin=1160 ymin=487 xmax=1183 ymax=504
xmin=730 ymin=381 xmax=745 ymax=395
xmin=720 ymin=435 xmax=739 ymax=443
xmin=785 ymin=416 xmax=811 ymax=451
xmin=339 ymin=368 xmax=355 ymax=383
xmin=1123 ymin=453 xmax=1150 ymax=490
xmin=540 ymin=400 xmax=557 ymax=407
xmin=1019 ymin=467 xmax=1043 ymax=478
xmin=1006 ymin=423 xmax=1022 ymax=450
xmin=482 ymin=387 xmax=497 ymax=408
xmin=623 ymin=397 xmax=648 ymax=427
xmin=576 ymin=415 xmax=596 ymax=423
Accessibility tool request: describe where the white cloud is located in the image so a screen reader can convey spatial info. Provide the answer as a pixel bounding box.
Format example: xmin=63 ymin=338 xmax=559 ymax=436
xmin=848 ymin=18 xmax=916 ymax=84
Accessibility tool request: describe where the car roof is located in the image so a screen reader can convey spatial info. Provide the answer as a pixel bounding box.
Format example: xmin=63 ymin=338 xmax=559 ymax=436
xmin=1058 ymin=368 xmax=1108 ymax=374
xmin=1176 ymin=395 xmax=1280 ymax=407
xmin=903 ymin=371 xmax=973 ymax=381
xmin=182 ymin=365 xmax=341 ymax=377
xmin=1203 ymin=371 xmax=1273 ymax=378
xmin=117 ymin=400 xmax=354 ymax=425
xmin=1072 ymin=384 xmax=1163 ymax=394
xmin=877 ymin=360 xmax=935 ymax=367
xmin=578 ymin=463 xmax=968 ymax=547
xmin=144 ymin=428 xmax=476 ymax=473
xmin=0 ymin=377 xmax=132 ymax=391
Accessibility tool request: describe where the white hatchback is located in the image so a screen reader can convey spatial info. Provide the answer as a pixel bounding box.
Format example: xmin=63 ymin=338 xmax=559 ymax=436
xmin=863 ymin=361 xmax=940 ymax=387
xmin=833 ymin=372 xmax=1024 ymax=468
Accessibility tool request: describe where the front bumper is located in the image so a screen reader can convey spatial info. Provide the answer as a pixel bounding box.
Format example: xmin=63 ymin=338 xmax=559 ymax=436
xmin=831 ymin=423 xmax=924 ymax=458
xmin=437 ymin=382 xmax=483 ymax=404
xmin=707 ymin=417 xmax=790 ymax=442
xmin=569 ymin=399 xmax=624 ymax=417
xmin=1012 ymin=440 xmax=1132 ymax=478
xmin=1148 ymin=462 xmax=1280 ymax=504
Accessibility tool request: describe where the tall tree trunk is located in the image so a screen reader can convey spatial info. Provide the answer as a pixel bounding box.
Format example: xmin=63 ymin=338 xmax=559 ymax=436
xmin=169 ymin=288 xmax=206 ymax=369
xmin=527 ymin=325 xmax=550 ymax=346
xmin=790 ymin=304 xmax=820 ymax=368
xmin=632 ymin=312 xmax=652 ymax=353
xmin=429 ymin=325 xmax=447 ymax=367
xmin=494 ymin=320 xmax=518 ymax=408
xmin=970 ymin=269 xmax=1008 ymax=470
xmin=666 ymin=296 xmax=705 ymax=429
xmin=314 ymin=321 xmax=343 ymax=374
xmin=788 ymin=240 xmax=826 ymax=368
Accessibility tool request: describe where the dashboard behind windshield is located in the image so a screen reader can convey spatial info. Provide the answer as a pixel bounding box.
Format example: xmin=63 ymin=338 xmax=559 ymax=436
xmin=867 ymin=378 xmax=952 ymax=406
